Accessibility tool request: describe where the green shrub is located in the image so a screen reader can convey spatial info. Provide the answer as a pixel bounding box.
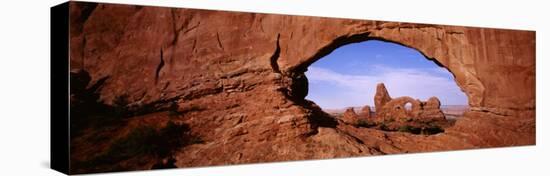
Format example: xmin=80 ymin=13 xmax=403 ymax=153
xmin=398 ymin=125 xmax=421 ymax=134
xmin=421 ymin=126 xmax=445 ymax=135
xmin=383 ymin=118 xmax=395 ymax=123
xmin=379 ymin=123 xmax=390 ymax=131
xmin=355 ymin=119 xmax=376 ymax=128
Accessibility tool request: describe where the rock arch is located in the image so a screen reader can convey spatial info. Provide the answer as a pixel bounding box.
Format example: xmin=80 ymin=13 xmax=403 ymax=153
xmin=274 ymin=23 xmax=534 ymax=116
xmin=378 ymin=96 xmax=422 ymax=121
xmin=68 ymin=2 xmax=535 ymax=169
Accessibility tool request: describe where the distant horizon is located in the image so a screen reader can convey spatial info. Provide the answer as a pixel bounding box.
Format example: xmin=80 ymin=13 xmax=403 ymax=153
xmin=321 ymin=104 xmax=470 ymax=111
xmin=305 ymin=40 xmax=468 ymax=109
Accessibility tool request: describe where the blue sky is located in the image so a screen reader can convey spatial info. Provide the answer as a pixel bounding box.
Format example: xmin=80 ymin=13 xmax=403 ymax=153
xmin=305 ymin=40 xmax=468 ymax=109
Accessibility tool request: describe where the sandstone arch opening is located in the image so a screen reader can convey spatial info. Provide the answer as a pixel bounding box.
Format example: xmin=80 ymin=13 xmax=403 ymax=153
xmin=404 ymin=102 xmax=412 ymax=111
xmin=302 ymin=39 xmax=468 ymax=135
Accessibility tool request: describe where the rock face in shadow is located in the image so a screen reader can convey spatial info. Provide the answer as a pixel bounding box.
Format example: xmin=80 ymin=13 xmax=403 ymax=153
xmin=67 ymin=1 xmax=535 ymax=173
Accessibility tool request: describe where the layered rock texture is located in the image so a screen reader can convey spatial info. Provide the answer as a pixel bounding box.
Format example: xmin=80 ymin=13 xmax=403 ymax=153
xmin=67 ymin=2 xmax=535 ymax=174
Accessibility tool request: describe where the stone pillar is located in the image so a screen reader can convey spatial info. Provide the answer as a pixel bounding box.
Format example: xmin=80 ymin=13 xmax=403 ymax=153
xmin=374 ymin=83 xmax=392 ymax=114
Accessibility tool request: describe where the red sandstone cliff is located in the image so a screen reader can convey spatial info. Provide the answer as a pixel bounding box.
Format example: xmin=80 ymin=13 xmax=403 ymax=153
xmin=67 ymin=2 xmax=535 ymax=173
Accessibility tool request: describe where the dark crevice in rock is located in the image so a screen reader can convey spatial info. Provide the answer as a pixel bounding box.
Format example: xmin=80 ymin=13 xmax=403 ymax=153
xmin=191 ymin=39 xmax=197 ymax=53
xmin=78 ymin=3 xmax=97 ymax=25
xmin=170 ymin=9 xmax=200 ymax=46
xmin=216 ymin=32 xmax=224 ymax=51
xmin=162 ymin=82 xmax=170 ymax=91
xmin=370 ymin=146 xmax=386 ymax=155
xmin=270 ymin=33 xmax=281 ymax=73
xmin=73 ymin=2 xmax=98 ymax=71
xmin=340 ymin=130 xmax=365 ymax=144
xmin=81 ymin=35 xmax=87 ymax=69
xmin=304 ymin=101 xmax=339 ymax=129
xmin=187 ymin=22 xmax=200 ymax=32
xmin=73 ymin=2 xmax=98 ymax=32
xmin=271 ymin=33 xmax=309 ymax=105
xmin=289 ymin=72 xmax=308 ymax=101
xmin=134 ymin=5 xmax=144 ymax=11
xmin=155 ymin=48 xmax=165 ymax=84
xmin=170 ymin=9 xmax=185 ymax=46
xmin=88 ymin=77 xmax=110 ymax=94
xmin=446 ymin=31 xmax=465 ymax=35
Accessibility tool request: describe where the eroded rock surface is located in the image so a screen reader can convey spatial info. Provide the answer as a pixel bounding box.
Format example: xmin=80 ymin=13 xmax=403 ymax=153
xmin=360 ymin=105 xmax=372 ymax=119
xmin=341 ymin=108 xmax=359 ymax=125
xmin=374 ymin=83 xmax=392 ymax=114
xmin=67 ymin=2 xmax=535 ymax=173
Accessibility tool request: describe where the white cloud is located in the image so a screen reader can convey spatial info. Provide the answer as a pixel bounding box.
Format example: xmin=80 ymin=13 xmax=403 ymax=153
xmin=305 ymin=66 xmax=467 ymax=109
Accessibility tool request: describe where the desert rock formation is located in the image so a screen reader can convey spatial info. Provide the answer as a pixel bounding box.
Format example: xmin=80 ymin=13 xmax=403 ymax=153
xmin=341 ymin=108 xmax=360 ymax=124
xmin=67 ymin=2 xmax=535 ymax=173
xmin=360 ymin=105 xmax=372 ymax=119
xmin=374 ymin=83 xmax=446 ymax=123
xmin=374 ymin=83 xmax=392 ymax=114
